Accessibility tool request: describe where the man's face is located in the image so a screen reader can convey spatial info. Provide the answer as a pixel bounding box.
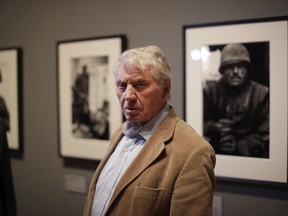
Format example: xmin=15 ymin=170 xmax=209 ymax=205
xmin=222 ymin=64 xmax=248 ymax=87
xmin=115 ymin=63 xmax=170 ymax=124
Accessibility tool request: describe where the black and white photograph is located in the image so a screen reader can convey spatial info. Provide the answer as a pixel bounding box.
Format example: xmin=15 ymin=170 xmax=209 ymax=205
xmin=184 ymin=17 xmax=287 ymax=183
xmin=71 ymin=56 xmax=110 ymax=140
xmin=0 ymin=48 xmax=22 ymax=151
xmin=202 ymin=42 xmax=270 ymax=158
xmin=58 ymin=35 xmax=126 ymax=160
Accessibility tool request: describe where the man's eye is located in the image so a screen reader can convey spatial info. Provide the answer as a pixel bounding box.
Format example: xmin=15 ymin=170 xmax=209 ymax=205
xmin=117 ymin=82 xmax=127 ymax=90
xmin=136 ymin=82 xmax=146 ymax=88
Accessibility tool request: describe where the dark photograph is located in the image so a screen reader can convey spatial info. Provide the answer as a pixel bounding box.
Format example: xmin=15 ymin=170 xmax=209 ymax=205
xmin=0 ymin=66 xmax=10 ymax=132
xmin=202 ymin=42 xmax=270 ymax=158
xmin=71 ymin=56 xmax=110 ymax=140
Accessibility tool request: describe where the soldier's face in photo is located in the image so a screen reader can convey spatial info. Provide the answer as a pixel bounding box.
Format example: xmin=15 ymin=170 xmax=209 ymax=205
xmin=222 ymin=63 xmax=248 ymax=87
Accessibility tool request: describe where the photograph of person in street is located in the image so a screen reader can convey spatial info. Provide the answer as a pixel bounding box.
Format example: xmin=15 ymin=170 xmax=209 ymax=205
xmin=71 ymin=57 xmax=110 ymax=140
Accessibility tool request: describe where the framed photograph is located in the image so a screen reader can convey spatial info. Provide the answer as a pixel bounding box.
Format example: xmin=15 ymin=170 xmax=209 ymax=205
xmin=57 ymin=35 xmax=127 ymax=160
xmin=184 ymin=17 xmax=288 ymax=183
xmin=0 ymin=48 xmax=23 ymax=151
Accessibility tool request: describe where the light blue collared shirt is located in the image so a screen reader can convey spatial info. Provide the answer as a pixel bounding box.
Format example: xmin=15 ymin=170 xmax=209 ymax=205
xmin=91 ymin=104 xmax=170 ymax=216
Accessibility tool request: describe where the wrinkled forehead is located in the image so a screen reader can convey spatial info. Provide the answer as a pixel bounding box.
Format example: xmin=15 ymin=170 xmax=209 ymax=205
xmin=115 ymin=63 xmax=156 ymax=82
xmin=123 ymin=62 xmax=151 ymax=74
xmin=116 ymin=62 xmax=151 ymax=76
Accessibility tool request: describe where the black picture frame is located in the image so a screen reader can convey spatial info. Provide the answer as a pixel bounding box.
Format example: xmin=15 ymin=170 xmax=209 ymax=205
xmin=0 ymin=47 xmax=23 ymax=153
xmin=183 ymin=17 xmax=288 ymax=183
xmin=57 ymin=35 xmax=127 ymax=160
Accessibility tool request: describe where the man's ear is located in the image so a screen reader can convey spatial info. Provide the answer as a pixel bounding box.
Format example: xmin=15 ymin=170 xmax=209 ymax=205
xmin=162 ymin=80 xmax=171 ymax=99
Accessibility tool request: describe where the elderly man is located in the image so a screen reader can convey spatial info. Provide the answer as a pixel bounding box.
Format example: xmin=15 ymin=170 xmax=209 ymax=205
xmin=83 ymin=45 xmax=216 ymax=216
xmin=204 ymin=43 xmax=269 ymax=158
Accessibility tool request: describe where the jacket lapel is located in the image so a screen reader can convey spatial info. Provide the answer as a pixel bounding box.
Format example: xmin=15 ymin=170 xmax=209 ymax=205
xmin=108 ymin=108 xmax=179 ymax=208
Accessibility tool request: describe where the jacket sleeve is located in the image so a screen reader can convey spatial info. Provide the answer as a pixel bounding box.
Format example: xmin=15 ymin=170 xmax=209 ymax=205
xmin=170 ymin=143 xmax=216 ymax=216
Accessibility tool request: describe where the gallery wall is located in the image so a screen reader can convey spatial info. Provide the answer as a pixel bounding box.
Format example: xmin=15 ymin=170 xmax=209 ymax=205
xmin=0 ymin=0 xmax=287 ymax=215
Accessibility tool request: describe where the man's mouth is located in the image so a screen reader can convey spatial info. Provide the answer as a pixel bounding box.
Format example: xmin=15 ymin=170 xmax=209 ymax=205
xmin=231 ymin=75 xmax=241 ymax=79
xmin=124 ymin=107 xmax=138 ymax=113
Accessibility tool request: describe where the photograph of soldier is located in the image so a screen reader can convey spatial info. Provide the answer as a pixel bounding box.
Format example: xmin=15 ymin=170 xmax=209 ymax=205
xmin=71 ymin=57 xmax=110 ymax=140
xmin=203 ymin=43 xmax=269 ymax=158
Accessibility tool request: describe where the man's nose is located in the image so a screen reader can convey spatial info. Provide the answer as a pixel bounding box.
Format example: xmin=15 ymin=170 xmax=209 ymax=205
xmin=124 ymin=85 xmax=136 ymax=100
xmin=232 ymin=66 xmax=240 ymax=73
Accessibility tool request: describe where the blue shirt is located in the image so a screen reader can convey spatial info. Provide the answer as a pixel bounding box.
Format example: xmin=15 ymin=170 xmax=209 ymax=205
xmin=91 ymin=104 xmax=170 ymax=216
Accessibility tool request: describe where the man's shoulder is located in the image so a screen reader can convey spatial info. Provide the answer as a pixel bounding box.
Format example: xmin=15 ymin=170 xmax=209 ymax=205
xmin=175 ymin=119 xmax=212 ymax=147
xmin=250 ymin=80 xmax=269 ymax=91
xmin=248 ymin=81 xmax=269 ymax=99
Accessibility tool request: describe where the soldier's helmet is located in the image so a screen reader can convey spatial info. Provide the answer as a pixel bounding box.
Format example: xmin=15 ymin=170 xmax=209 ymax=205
xmin=219 ymin=43 xmax=251 ymax=72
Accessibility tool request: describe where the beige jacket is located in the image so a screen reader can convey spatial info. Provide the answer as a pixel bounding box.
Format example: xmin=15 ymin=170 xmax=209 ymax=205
xmin=83 ymin=108 xmax=216 ymax=216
